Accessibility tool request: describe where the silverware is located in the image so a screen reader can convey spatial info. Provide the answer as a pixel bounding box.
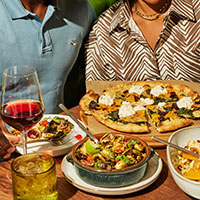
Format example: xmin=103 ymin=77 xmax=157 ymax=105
xmin=59 ymin=104 xmax=100 ymax=144
xmin=152 ymin=136 xmax=200 ymax=159
xmin=16 ymin=129 xmax=77 ymax=146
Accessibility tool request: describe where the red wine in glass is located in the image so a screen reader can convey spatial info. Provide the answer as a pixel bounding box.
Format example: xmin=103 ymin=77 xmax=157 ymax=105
xmin=0 ymin=65 xmax=45 ymax=155
xmin=1 ymin=100 xmax=44 ymax=132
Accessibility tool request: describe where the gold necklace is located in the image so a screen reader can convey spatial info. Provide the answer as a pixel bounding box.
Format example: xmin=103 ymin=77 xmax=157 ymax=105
xmin=134 ymin=0 xmax=170 ymax=21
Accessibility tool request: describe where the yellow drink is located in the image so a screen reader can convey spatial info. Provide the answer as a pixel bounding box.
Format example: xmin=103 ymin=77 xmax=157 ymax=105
xmin=11 ymin=153 xmax=58 ymax=200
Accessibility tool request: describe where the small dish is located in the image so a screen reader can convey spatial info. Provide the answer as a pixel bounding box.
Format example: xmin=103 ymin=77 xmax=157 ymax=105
xmin=16 ymin=114 xmax=86 ymax=157
xmin=70 ymin=133 xmax=152 ymax=188
xmin=167 ymin=126 xmax=200 ymax=199
xmin=61 ymin=149 xmax=163 ymax=195
xmin=61 ymin=151 xmax=162 ymax=195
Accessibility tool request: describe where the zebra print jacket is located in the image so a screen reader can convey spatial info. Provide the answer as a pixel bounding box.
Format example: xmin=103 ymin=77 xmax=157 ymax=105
xmin=85 ymin=0 xmax=200 ymax=82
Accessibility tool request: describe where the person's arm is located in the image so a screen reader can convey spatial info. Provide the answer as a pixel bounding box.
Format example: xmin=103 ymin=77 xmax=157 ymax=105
xmin=1 ymin=133 xmax=20 ymax=159
xmin=2 ymin=143 xmax=15 ymax=159
xmin=89 ymin=0 xmax=116 ymax=17
xmin=0 ymin=118 xmax=20 ymax=159
xmin=0 ymin=130 xmax=19 ymax=159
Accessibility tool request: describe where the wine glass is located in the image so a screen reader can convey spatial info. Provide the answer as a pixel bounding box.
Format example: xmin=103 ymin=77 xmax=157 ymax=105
xmin=0 ymin=65 xmax=45 ymax=154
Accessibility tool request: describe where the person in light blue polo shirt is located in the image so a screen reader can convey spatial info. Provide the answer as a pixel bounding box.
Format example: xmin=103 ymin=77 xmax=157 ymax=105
xmin=0 ymin=0 xmax=96 ymax=114
xmin=0 ymin=0 xmax=117 ymax=159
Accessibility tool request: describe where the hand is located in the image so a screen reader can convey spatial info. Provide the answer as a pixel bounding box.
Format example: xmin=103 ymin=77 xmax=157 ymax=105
xmin=2 ymin=133 xmax=21 ymax=159
xmin=3 ymin=145 xmax=15 ymax=159
xmin=0 ymin=116 xmax=21 ymax=159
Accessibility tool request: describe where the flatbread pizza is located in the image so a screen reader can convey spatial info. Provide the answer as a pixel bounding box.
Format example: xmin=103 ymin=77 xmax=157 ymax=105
xmin=79 ymin=81 xmax=200 ymax=133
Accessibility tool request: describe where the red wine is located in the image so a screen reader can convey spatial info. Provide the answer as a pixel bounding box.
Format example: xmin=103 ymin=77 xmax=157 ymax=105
xmin=1 ymin=100 xmax=44 ymax=132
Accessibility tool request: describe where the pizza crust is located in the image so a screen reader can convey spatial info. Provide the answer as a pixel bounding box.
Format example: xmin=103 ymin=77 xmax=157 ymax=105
xmin=156 ymin=118 xmax=193 ymax=132
xmin=79 ymin=90 xmax=99 ymax=115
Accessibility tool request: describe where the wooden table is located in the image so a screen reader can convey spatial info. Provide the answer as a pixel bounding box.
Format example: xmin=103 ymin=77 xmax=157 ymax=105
xmin=0 ymin=106 xmax=195 ymax=200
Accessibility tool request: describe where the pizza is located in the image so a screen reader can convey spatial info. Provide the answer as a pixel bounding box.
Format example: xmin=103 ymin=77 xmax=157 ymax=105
xmin=79 ymin=81 xmax=200 ymax=133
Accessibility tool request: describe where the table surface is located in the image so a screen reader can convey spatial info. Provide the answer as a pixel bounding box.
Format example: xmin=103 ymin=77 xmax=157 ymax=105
xmin=0 ymin=106 xmax=195 ymax=200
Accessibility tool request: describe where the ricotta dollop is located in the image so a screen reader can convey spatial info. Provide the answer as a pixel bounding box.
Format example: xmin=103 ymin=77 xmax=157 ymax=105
xmin=98 ymin=94 xmax=114 ymax=106
xmin=118 ymin=101 xmax=135 ymax=118
xmin=177 ymin=96 xmax=193 ymax=109
xmin=150 ymin=85 xmax=168 ymax=97
xmin=129 ymin=85 xmax=145 ymax=95
xmin=133 ymin=105 xmax=146 ymax=112
xmin=158 ymin=102 xmax=166 ymax=108
xmin=140 ymin=97 xmax=154 ymax=105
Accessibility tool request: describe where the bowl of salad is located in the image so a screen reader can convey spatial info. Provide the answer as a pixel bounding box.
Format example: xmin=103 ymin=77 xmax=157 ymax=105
xmin=167 ymin=126 xmax=200 ymax=199
xmin=68 ymin=133 xmax=153 ymax=188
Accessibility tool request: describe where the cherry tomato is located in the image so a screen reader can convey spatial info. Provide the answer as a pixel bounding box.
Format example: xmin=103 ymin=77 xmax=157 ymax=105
xmin=42 ymin=120 xmax=48 ymax=127
xmin=124 ymin=138 xmax=128 ymax=142
xmin=115 ymin=149 xmax=124 ymax=154
xmin=86 ymin=155 xmax=93 ymax=162
xmin=75 ymin=134 xmax=82 ymax=140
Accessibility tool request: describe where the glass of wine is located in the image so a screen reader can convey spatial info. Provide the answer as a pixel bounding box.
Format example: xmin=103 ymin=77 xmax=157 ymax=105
xmin=0 ymin=65 xmax=45 ymax=154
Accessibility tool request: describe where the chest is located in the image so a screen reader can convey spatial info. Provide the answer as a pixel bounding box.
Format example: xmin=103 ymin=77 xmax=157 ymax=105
xmin=97 ymin=18 xmax=200 ymax=81
xmin=0 ymin=16 xmax=84 ymax=74
xmin=132 ymin=15 xmax=166 ymax=51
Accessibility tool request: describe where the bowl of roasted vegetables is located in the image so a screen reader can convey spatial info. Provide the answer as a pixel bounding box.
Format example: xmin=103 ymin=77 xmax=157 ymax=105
xmin=167 ymin=126 xmax=200 ymax=199
xmin=68 ymin=133 xmax=152 ymax=188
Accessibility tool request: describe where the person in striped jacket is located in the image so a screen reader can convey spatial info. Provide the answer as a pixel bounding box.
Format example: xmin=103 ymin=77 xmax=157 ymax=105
xmin=85 ymin=0 xmax=200 ymax=82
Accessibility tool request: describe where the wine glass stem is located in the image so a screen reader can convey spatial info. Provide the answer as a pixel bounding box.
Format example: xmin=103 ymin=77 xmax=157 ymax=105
xmin=22 ymin=132 xmax=27 ymax=154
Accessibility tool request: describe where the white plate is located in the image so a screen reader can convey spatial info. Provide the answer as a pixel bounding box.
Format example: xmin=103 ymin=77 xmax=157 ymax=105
xmin=61 ymin=151 xmax=163 ymax=195
xmin=16 ymin=114 xmax=87 ymax=157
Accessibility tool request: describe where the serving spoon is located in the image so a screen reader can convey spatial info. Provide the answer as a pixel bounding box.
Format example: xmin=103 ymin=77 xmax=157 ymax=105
xmin=59 ymin=104 xmax=100 ymax=144
xmin=152 ymin=136 xmax=200 ymax=159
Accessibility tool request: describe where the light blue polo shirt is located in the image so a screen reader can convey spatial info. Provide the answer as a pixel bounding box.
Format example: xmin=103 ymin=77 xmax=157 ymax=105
xmin=0 ymin=0 xmax=95 ymax=113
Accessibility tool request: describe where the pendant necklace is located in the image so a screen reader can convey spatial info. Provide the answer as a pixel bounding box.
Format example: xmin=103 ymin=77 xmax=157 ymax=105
xmin=134 ymin=0 xmax=170 ymax=21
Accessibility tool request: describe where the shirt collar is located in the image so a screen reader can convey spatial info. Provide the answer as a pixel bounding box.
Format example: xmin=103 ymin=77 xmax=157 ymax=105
xmin=109 ymin=0 xmax=196 ymax=33
xmin=3 ymin=0 xmax=30 ymax=19
xmin=170 ymin=0 xmax=196 ymax=21
xmin=3 ymin=0 xmax=57 ymax=20
xmin=109 ymin=0 xmax=132 ymax=33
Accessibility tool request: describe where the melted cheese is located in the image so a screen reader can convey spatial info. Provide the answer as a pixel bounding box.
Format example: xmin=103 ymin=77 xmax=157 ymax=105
xmin=158 ymin=102 xmax=166 ymax=108
xmin=98 ymin=94 xmax=114 ymax=106
xmin=118 ymin=101 xmax=135 ymax=118
xmin=140 ymin=97 xmax=154 ymax=105
xmin=129 ymin=85 xmax=144 ymax=95
xmin=177 ymin=97 xmax=193 ymax=109
xmin=150 ymin=85 xmax=168 ymax=97
xmin=133 ymin=105 xmax=146 ymax=112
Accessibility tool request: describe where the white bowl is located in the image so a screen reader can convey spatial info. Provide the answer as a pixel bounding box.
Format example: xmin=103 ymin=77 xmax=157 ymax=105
xmin=167 ymin=126 xmax=200 ymax=199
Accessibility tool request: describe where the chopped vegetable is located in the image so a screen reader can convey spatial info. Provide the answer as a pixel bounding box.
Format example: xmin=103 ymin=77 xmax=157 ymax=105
xmin=75 ymin=134 xmax=83 ymax=140
xmin=173 ymin=139 xmax=200 ymax=182
xmin=42 ymin=120 xmax=48 ymax=127
xmin=38 ymin=116 xmax=74 ymax=140
xmin=10 ymin=116 xmax=74 ymax=141
xmin=134 ymin=143 xmax=145 ymax=152
xmin=27 ymin=129 xmax=40 ymax=139
xmin=86 ymin=155 xmax=93 ymax=162
xmin=75 ymin=133 xmax=146 ymax=171
xmin=85 ymin=139 xmax=100 ymax=155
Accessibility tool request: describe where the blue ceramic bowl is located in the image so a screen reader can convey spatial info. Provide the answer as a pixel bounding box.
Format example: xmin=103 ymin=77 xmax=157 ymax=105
xmin=69 ymin=133 xmax=152 ymax=188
